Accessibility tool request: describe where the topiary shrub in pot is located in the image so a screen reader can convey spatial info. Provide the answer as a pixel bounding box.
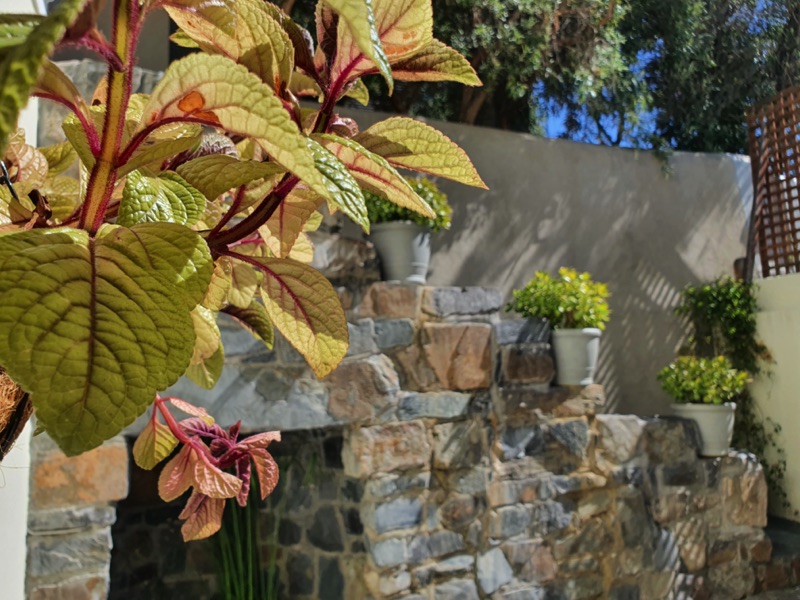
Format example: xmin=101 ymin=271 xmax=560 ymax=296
xmin=658 ymin=355 xmax=749 ymax=457
xmin=507 ymin=268 xmax=610 ymax=385
xmin=364 ymin=177 xmax=451 ymax=284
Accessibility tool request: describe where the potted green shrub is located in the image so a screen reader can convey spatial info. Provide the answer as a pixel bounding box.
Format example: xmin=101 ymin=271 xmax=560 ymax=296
xmin=364 ymin=177 xmax=452 ymax=284
xmin=507 ymin=268 xmax=610 ymax=385
xmin=658 ymin=355 xmax=749 ymax=456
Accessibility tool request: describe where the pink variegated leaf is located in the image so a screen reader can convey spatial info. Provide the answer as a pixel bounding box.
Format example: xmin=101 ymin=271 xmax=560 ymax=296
xmin=158 ymin=444 xmax=197 ymax=502
xmin=179 ymin=491 xmax=226 ymax=541
xmin=169 ymin=397 xmax=215 ymax=425
xmin=250 ymin=447 xmax=279 ymax=499
xmin=194 ymin=449 xmax=243 ymax=499
xmin=237 ymin=430 xmax=281 ymax=451
xmin=235 ymin=457 xmax=252 ymax=506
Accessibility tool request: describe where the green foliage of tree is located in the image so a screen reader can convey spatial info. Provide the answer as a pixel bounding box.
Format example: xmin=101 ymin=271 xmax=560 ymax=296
xmin=291 ymin=0 xmax=800 ymax=153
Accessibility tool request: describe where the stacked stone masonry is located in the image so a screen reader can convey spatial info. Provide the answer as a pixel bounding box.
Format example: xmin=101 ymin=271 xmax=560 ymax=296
xmin=96 ymin=283 xmax=786 ymax=599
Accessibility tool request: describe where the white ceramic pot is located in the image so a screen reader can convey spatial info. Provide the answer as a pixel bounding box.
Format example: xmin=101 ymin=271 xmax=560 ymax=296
xmin=551 ymin=328 xmax=601 ymax=386
xmin=370 ymin=221 xmax=431 ymax=284
xmin=672 ymin=402 xmax=736 ymax=457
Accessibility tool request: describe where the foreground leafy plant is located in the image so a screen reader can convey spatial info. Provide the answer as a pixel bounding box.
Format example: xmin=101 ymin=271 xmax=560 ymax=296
xmin=0 ymin=0 xmax=485 ymax=539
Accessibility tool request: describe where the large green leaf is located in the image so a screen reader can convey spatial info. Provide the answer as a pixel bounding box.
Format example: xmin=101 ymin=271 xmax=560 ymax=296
xmin=308 ymin=137 xmax=368 ymax=231
xmin=262 ymin=2 xmax=316 ymax=76
xmin=165 ymin=0 xmax=294 ymax=89
xmin=139 ymin=53 xmax=332 ymax=202
xmin=389 ymin=38 xmax=481 ymax=85
xmin=32 ymin=59 xmax=92 ymax=120
xmin=0 ymin=223 xmax=212 ymax=455
xmin=39 ymin=140 xmax=78 ymax=176
xmin=323 ymin=0 xmax=393 ymax=91
xmin=0 ymin=0 xmax=91 ymax=156
xmin=176 ymin=154 xmax=284 ymax=201
xmin=316 ymin=133 xmax=435 ymax=218
xmin=355 ymin=117 xmax=486 ymax=188
xmin=119 ymin=171 xmax=206 ymax=227
xmin=62 ymin=106 xmax=104 ymax=168
xmin=261 ymin=188 xmax=323 ymax=258
xmin=223 ymin=301 xmax=275 ymax=350
xmin=0 ymin=14 xmax=44 ymax=50
xmin=119 ymin=122 xmax=202 ymax=177
xmin=246 ymin=255 xmax=347 ymax=377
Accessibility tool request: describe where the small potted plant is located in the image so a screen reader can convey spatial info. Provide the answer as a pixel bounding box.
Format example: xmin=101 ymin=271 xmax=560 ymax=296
xmin=364 ymin=177 xmax=452 ymax=284
xmin=507 ymin=268 xmax=610 ymax=385
xmin=658 ymin=355 xmax=749 ymax=457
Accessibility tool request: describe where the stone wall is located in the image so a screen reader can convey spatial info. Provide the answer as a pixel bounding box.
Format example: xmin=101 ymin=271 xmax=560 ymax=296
xmin=26 ymin=434 xmax=128 ymax=599
xmin=105 ymin=282 xmax=780 ymax=599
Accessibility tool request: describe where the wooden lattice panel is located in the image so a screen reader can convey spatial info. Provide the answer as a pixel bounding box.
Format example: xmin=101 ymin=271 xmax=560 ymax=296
xmin=747 ymin=86 xmax=800 ymax=277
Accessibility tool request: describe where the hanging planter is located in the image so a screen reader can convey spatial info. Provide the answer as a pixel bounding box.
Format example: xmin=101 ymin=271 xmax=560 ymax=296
xmin=0 ymin=368 xmax=32 ymax=461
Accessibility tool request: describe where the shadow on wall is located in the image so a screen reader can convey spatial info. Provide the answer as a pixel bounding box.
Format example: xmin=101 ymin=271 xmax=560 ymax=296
xmin=343 ymin=109 xmax=753 ymax=415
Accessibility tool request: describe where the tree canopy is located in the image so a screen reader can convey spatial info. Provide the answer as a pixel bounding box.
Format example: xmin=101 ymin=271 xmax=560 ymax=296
xmin=283 ymin=0 xmax=800 ymax=154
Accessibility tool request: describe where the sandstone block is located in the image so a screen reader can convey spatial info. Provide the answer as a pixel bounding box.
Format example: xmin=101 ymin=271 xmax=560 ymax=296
xmin=31 ymin=436 xmax=128 ymax=509
xmin=27 ymin=528 xmax=112 ymax=579
xmin=721 ymin=454 xmax=768 ymax=528
xmin=343 ymin=421 xmax=430 ymax=478
xmin=358 ymin=283 xmax=422 ymax=319
xmin=502 ymin=539 xmax=558 ymax=583
xmin=326 ymin=354 xmax=399 ymax=421
xmin=28 ymin=574 xmax=107 ymax=600
xmin=422 ymin=323 xmax=492 ymax=390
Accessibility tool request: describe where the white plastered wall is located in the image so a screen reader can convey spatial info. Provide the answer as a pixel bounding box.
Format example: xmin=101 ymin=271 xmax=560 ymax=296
xmin=750 ymin=273 xmax=800 ymax=520
xmin=0 ymin=2 xmax=43 ymax=597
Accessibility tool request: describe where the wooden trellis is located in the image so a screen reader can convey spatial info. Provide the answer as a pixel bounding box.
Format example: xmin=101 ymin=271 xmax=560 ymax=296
xmin=746 ymin=86 xmax=800 ymax=279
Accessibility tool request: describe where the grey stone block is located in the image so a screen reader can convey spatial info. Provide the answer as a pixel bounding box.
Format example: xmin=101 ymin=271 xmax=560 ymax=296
xmin=28 ymin=506 xmax=117 ymax=533
xmin=375 ymin=318 xmax=416 ymax=349
xmin=370 ymin=537 xmax=408 ymax=567
xmin=428 ymin=530 xmax=466 ymax=557
xmin=27 ymin=528 xmax=112 ymax=578
xmin=365 ymin=472 xmax=431 ymax=498
xmin=494 ymin=318 xmax=551 ymax=345
xmin=373 ymin=497 xmax=423 ymax=533
xmin=422 ymin=287 xmax=504 ymax=316
xmin=434 ymin=553 xmax=474 ymax=574
xmin=477 ymin=547 xmax=514 ymax=594
xmin=346 ymin=319 xmax=378 ymax=356
xmin=549 ymin=418 xmax=589 ymax=457
xmin=398 ymin=391 xmax=471 ymax=420
xmin=434 ymin=579 xmax=480 ymax=600
xmin=490 ymin=505 xmax=532 ymax=539
xmin=308 ymin=506 xmax=344 ymax=551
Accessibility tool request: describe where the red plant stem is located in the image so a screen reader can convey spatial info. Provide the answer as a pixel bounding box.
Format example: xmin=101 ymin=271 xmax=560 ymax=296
xmin=79 ymin=0 xmax=141 ymax=234
xmin=155 ymin=397 xmax=195 ymax=446
xmin=209 ymin=185 xmax=246 ymax=237
xmin=32 ymin=93 xmax=100 ymax=155
xmin=208 ymin=174 xmax=298 ymax=248
xmin=117 ymin=116 xmax=220 ymax=167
